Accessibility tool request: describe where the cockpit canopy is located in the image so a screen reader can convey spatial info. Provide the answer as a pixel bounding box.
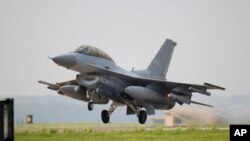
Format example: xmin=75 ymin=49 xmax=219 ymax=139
xmin=74 ymin=45 xmax=115 ymax=63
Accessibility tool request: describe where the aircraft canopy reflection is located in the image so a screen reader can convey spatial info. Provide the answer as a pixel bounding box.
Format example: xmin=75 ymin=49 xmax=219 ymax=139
xmin=75 ymin=45 xmax=115 ymax=63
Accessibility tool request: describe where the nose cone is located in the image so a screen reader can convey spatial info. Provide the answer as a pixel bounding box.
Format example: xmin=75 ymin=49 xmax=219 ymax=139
xmin=52 ymin=53 xmax=77 ymax=68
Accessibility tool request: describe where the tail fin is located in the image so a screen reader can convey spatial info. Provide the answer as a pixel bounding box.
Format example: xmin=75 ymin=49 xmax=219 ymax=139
xmin=147 ymin=39 xmax=176 ymax=79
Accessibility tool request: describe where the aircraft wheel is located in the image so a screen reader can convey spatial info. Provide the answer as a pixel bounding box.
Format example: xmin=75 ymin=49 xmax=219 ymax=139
xmin=138 ymin=110 xmax=147 ymax=124
xmin=101 ymin=110 xmax=110 ymax=123
xmin=88 ymin=102 xmax=94 ymax=111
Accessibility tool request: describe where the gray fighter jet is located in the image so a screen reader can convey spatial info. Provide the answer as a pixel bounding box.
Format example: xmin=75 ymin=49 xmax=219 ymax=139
xmin=39 ymin=39 xmax=225 ymax=124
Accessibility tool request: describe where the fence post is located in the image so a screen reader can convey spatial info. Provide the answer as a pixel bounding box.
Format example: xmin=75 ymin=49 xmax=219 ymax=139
xmin=0 ymin=98 xmax=14 ymax=141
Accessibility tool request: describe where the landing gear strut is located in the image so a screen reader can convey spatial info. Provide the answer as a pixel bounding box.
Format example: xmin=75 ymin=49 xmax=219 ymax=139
xmin=100 ymin=101 xmax=148 ymax=124
xmin=88 ymin=102 xmax=94 ymax=111
xmin=87 ymin=89 xmax=95 ymax=111
xmin=101 ymin=101 xmax=119 ymax=124
xmin=127 ymin=102 xmax=148 ymax=124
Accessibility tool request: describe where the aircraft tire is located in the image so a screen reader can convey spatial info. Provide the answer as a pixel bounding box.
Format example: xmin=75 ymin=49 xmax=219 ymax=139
xmin=138 ymin=110 xmax=147 ymax=124
xmin=88 ymin=102 xmax=94 ymax=111
xmin=101 ymin=110 xmax=110 ymax=123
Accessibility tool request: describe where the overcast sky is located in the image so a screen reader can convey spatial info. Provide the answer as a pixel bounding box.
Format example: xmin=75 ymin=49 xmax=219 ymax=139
xmin=0 ymin=0 xmax=250 ymax=97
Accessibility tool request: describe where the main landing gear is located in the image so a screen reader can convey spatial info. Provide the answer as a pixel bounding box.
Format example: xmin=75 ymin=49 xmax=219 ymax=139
xmin=101 ymin=110 xmax=109 ymax=123
xmin=126 ymin=102 xmax=148 ymax=124
xmin=101 ymin=101 xmax=148 ymax=124
xmin=101 ymin=101 xmax=119 ymax=124
xmin=138 ymin=110 xmax=147 ymax=124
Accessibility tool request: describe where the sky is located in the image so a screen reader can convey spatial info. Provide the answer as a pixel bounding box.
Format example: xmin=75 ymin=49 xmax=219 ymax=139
xmin=0 ymin=0 xmax=250 ymax=98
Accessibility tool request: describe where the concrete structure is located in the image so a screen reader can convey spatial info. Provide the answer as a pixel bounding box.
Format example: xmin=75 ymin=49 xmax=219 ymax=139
xmin=26 ymin=115 xmax=33 ymax=124
xmin=151 ymin=113 xmax=182 ymax=127
xmin=165 ymin=113 xmax=182 ymax=127
xmin=151 ymin=108 xmax=228 ymax=127
xmin=0 ymin=98 xmax=14 ymax=141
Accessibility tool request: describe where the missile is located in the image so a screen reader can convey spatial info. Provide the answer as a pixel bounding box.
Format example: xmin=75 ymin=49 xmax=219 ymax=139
xmin=189 ymin=87 xmax=211 ymax=96
xmin=60 ymin=85 xmax=109 ymax=104
xmin=168 ymin=93 xmax=191 ymax=105
xmin=168 ymin=93 xmax=213 ymax=107
xmin=60 ymin=85 xmax=89 ymax=102
xmin=172 ymin=87 xmax=192 ymax=95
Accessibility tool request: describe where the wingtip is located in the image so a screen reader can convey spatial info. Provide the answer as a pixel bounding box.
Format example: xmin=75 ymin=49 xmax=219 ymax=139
xmin=48 ymin=57 xmax=53 ymax=60
xmin=191 ymin=100 xmax=214 ymax=108
xmin=204 ymin=82 xmax=225 ymax=90
xmin=38 ymin=80 xmax=53 ymax=86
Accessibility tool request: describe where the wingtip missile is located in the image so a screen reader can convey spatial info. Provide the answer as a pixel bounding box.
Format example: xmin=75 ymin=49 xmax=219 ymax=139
xmin=38 ymin=80 xmax=53 ymax=86
xmin=191 ymin=100 xmax=214 ymax=108
xmin=204 ymin=82 xmax=225 ymax=90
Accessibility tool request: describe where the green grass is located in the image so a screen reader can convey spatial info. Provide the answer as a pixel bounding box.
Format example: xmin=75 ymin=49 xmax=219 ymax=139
xmin=15 ymin=123 xmax=229 ymax=141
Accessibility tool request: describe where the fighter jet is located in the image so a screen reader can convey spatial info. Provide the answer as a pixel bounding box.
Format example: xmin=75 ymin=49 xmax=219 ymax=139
xmin=39 ymin=39 xmax=225 ymax=124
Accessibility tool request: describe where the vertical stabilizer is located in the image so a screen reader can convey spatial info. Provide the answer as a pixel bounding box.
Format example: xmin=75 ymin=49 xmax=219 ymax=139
xmin=147 ymin=39 xmax=176 ymax=79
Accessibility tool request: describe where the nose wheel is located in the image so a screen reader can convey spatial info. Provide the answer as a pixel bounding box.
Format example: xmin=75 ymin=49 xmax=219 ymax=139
xmin=87 ymin=89 xmax=95 ymax=111
xmin=88 ymin=102 xmax=94 ymax=111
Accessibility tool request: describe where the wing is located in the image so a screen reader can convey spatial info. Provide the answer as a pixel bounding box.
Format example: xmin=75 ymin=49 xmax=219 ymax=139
xmin=85 ymin=63 xmax=225 ymax=92
xmin=85 ymin=63 xmax=225 ymax=107
xmin=38 ymin=80 xmax=78 ymax=91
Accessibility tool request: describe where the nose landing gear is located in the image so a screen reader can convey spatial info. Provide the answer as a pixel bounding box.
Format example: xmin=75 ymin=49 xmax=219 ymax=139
xmin=88 ymin=102 xmax=94 ymax=111
xmin=86 ymin=90 xmax=95 ymax=111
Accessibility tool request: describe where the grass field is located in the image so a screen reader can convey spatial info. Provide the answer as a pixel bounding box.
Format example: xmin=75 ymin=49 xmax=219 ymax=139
xmin=15 ymin=123 xmax=229 ymax=141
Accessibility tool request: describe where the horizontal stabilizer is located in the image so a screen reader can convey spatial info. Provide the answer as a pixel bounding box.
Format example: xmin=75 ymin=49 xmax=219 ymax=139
xmin=204 ymin=82 xmax=225 ymax=90
xmin=191 ymin=100 xmax=214 ymax=108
